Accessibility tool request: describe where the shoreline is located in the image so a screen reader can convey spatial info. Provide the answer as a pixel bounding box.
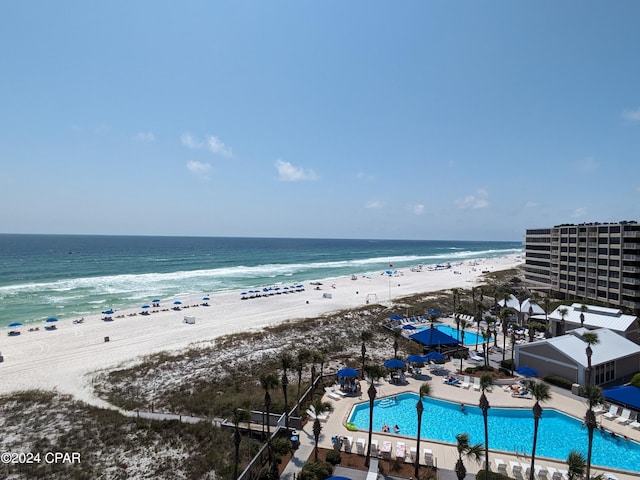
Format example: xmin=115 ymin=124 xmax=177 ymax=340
xmin=0 ymin=254 xmax=522 ymax=406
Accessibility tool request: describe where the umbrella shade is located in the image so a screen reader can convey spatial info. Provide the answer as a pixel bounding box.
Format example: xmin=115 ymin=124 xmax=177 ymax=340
xmin=410 ymin=328 xmax=459 ymax=346
xmin=407 ymin=354 xmax=426 ymax=363
xmin=402 ymin=324 xmax=416 ymax=330
xmin=336 ymin=367 xmax=359 ymax=378
xmin=173 ymin=301 xmax=182 ymax=305
xmin=141 ymin=305 xmax=150 ymax=309
xmin=152 ymin=299 xmax=161 ymax=303
xmin=327 ymin=477 xmax=352 ymax=480
xmin=424 ymin=351 xmax=445 ymax=361
xmin=515 ymin=366 xmax=539 ymax=377
xmin=46 ymin=317 xmax=58 ymax=322
xmin=8 ymin=322 xmax=22 ymax=327
xmin=389 ymin=314 xmax=403 ymax=320
xmin=103 ymin=309 xmax=114 ymax=315
xmin=202 ymin=297 xmax=210 ymax=301
xmin=603 ymin=386 xmax=640 ymax=411
xmin=383 ymin=358 xmax=406 ymax=369
xmin=427 ymin=309 xmax=441 ymax=316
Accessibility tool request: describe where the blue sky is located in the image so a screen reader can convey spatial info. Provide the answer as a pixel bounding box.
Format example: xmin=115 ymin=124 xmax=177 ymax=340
xmin=1 ymin=1 xmax=639 ymax=241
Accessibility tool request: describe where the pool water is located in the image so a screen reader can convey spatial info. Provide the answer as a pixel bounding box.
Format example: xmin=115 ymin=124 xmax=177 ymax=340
xmin=348 ymin=393 xmax=640 ymax=473
xmin=416 ymin=324 xmax=493 ymax=346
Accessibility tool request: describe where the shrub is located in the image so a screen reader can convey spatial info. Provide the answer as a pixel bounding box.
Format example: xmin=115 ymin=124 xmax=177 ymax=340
xmin=500 ymin=359 xmax=514 ymax=370
xmin=299 ymin=460 xmax=333 ymax=480
xmin=545 ymin=375 xmax=574 ymax=390
xmin=476 ymin=469 xmax=512 ymax=480
xmin=325 ymin=450 xmax=341 ymax=466
xmin=630 ymin=373 xmax=640 ymax=388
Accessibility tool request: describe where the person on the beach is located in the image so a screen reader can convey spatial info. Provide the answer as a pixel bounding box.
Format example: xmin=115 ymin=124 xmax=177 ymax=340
xmin=393 ymin=424 xmax=400 ymax=434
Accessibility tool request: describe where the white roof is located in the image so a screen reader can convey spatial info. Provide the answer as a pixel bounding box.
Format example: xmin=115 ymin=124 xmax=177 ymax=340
xmin=548 ymin=303 xmax=638 ymax=332
xmin=520 ymin=328 xmax=640 ymax=367
xmin=498 ymin=294 xmax=545 ymax=315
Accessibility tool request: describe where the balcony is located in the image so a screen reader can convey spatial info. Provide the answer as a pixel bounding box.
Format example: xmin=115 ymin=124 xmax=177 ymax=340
xmin=622 ymin=288 xmax=636 ymax=296
xmin=623 ymin=300 xmax=640 ymax=309
xmin=622 ymin=266 xmax=640 ymax=273
xmin=623 ymin=231 xmax=640 ymax=238
xmin=623 ymin=254 xmax=639 ymax=261
xmin=622 ymin=278 xmax=640 ymax=286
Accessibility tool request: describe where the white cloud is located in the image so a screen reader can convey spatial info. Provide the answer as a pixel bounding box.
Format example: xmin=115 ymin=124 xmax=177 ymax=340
xmin=181 ymin=132 xmax=232 ymax=157
xmin=356 ymin=171 xmax=376 ymax=182
xmin=455 ymin=189 xmax=489 ymax=209
xmin=524 ymin=201 xmax=539 ymax=208
xmin=187 ymin=160 xmax=212 ymax=180
xmin=275 ymin=159 xmax=317 ymax=181
xmin=135 ymin=131 xmax=155 ymax=143
xmin=410 ymin=204 xmax=425 ymax=215
xmin=364 ymin=200 xmax=384 ymax=209
xmin=570 ymin=207 xmax=588 ymax=218
xmin=622 ymin=107 xmax=640 ymax=122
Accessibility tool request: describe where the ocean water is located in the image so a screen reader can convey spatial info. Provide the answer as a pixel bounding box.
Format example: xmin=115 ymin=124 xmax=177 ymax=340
xmin=0 ymin=235 xmax=522 ymax=327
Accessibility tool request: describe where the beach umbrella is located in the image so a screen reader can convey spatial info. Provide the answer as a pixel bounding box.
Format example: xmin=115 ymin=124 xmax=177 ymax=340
xmin=141 ymin=305 xmax=150 ymax=309
xmin=152 ymin=299 xmax=161 ymax=303
xmin=8 ymin=322 xmax=22 ymax=327
xmin=336 ymin=367 xmax=359 ymax=378
xmin=173 ymin=301 xmax=182 ymax=305
xmin=427 ymin=309 xmax=441 ymax=316
xmin=423 ymin=351 xmax=445 ymax=362
xmin=390 ymin=314 xmax=403 ymax=321
xmin=46 ymin=317 xmax=58 ymax=323
xmin=407 ymin=354 xmax=426 ymax=363
xmin=383 ymin=358 xmax=406 ymax=369
xmin=327 ymin=477 xmax=352 ymax=480
xmin=103 ymin=309 xmax=114 ymax=315
xmin=402 ymin=324 xmax=416 ymax=330
xmin=202 ymin=297 xmax=210 ymax=301
xmin=515 ymin=366 xmax=539 ymax=377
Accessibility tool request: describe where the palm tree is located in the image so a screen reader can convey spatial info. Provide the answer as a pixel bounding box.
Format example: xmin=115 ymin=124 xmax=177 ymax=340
xmin=459 ymin=319 xmax=470 ymax=373
xmin=479 ymin=374 xmax=493 ymax=480
xmin=528 ymin=381 xmax=551 ymax=480
xmin=415 ymin=382 xmax=431 ymax=478
xmin=557 ymin=307 xmax=569 ymax=337
xmin=566 ymin=450 xmax=586 ymax=480
xmin=454 ymin=432 xmax=484 ymax=480
xmin=260 ymin=373 xmax=279 ymax=438
xmin=281 ymin=353 xmax=293 ymax=431
xmin=579 ymin=303 xmax=588 ymax=328
xmin=296 ymin=348 xmax=312 ymax=404
xmin=364 ymin=382 xmax=377 ymax=468
xmin=310 ymin=399 xmax=334 ymax=460
xmin=232 ymin=408 xmax=251 ymax=480
xmin=583 ymin=332 xmax=599 ymax=387
xmin=583 ymin=385 xmax=604 ymax=480
xmin=392 ymin=328 xmax=403 ymax=359
xmin=452 ymin=288 xmax=461 ymax=339
xmin=542 ymin=297 xmax=552 ymax=334
xmin=361 ymin=330 xmax=373 ymax=375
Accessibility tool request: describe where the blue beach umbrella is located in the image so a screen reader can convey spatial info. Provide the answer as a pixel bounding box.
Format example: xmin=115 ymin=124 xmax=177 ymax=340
xmin=407 ymin=354 xmax=426 ymax=363
xmin=141 ymin=305 xmax=150 ymax=309
xmin=423 ymin=351 xmax=445 ymax=362
xmin=327 ymin=477 xmax=352 ymax=480
xmin=336 ymin=367 xmax=359 ymax=378
xmin=46 ymin=317 xmax=58 ymax=323
xmin=202 ymin=297 xmax=210 ymax=301
xmin=427 ymin=309 xmax=441 ymax=316
xmin=103 ymin=309 xmax=114 ymax=315
xmin=515 ymin=366 xmax=539 ymax=377
xmin=383 ymin=358 xmax=406 ymax=369
xmin=8 ymin=322 xmax=22 ymax=327
xmin=173 ymin=301 xmax=182 ymax=305
xmin=389 ymin=314 xmax=403 ymax=321
xmin=152 ymin=299 xmax=161 ymax=303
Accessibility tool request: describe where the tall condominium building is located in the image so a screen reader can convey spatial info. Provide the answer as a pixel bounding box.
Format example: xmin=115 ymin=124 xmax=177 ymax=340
xmin=524 ymin=221 xmax=640 ymax=313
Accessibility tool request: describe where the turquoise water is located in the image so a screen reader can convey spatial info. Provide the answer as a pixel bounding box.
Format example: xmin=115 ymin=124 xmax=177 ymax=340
xmin=0 ymin=235 xmax=521 ymax=327
xmin=348 ymin=392 xmax=640 ymax=473
xmin=416 ymin=324 xmax=493 ymax=346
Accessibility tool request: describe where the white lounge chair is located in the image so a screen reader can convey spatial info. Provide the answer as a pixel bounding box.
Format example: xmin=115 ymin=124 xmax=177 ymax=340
xmin=473 ymin=377 xmax=481 ymax=391
xmin=535 ymin=465 xmax=549 ymax=480
xmin=628 ymin=417 xmax=640 ymax=430
xmin=356 ymin=437 xmax=366 ymax=455
xmin=494 ymin=458 xmax=507 ymax=474
xmin=462 ymin=376 xmax=471 ymax=389
xmin=615 ymin=408 xmax=632 ymax=424
xmin=604 ymin=473 xmax=619 ymax=480
xmin=324 ymin=386 xmax=341 ymax=400
xmin=469 ymin=353 xmax=484 ymax=363
xmin=395 ymin=441 xmax=406 ymax=460
xmin=423 ymin=448 xmax=433 ymax=466
xmin=558 ymin=469 xmax=569 ymax=480
xmin=306 ymin=408 xmax=328 ymax=422
xmin=521 ymin=462 xmax=532 ymax=478
xmin=344 ymin=436 xmax=353 ymax=453
xmin=409 ymin=446 xmax=417 ymax=463
xmin=510 ymin=461 xmax=523 ymax=479
xmin=370 ymin=439 xmax=379 ymax=456
xmin=380 ymin=441 xmax=392 ymax=459
xmin=547 ymin=466 xmax=560 ymax=480
xmin=602 ymin=404 xmax=619 ymax=420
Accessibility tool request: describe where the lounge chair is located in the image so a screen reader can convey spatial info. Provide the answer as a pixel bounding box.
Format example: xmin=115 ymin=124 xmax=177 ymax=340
xmin=306 ymin=408 xmax=328 ymax=422
xmin=628 ymin=417 xmax=640 ymax=430
xmin=356 ymin=438 xmax=366 ymax=455
xmin=547 ymin=467 xmax=560 ymax=480
xmin=473 ymin=377 xmax=481 ymax=391
xmin=380 ymin=441 xmax=392 ymax=459
xmin=602 ymin=405 xmax=619 ymax=420
xmin=395 ymin=441 xmax=406 ymax=460
xmin=494 ymin=458 xmax=507 ymax=475
xmin=521 ymin=462 xmax=531 ymax=478
xmin=423 ymin=448 xmax=433 ymax=466
xmin=510 ymin=461 xmax=523 ymax=479
xmin=469 ymin=353 xmax=484 ymax=363
xmin=462 ymin=376 xmax=471 ymax=389
xmin=370 ymin=439 xmax=378 ymax=456
xmin=615 ymin=408 xmax=632 ymax=424
xmin=409 ymin=446 xmax=417 ymax=463
xmin=344 ymin=436 xmax=353 ymax=453
xmin=324 ymin=386 xmax=341 ymax=401
xmin=604 ymin=473 xmax=619 ymax=480
xmin=535 ymin=465 xmax=549 ymax=480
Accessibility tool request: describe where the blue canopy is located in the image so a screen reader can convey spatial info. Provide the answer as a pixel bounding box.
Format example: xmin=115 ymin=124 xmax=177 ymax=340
xmin=8 ymin=322 xmax=22 ymax=327
xmin=46 ymin=317 xmax=58 ymax=323
xmin=389 ymin=314 xmax=403 ymax=320
xmin=152 ymin=299 xmax=161 ymax=303
xmin=407 ymin=354 xmax=426 ymax=363
xmin=409 ymin=328 xmax=459 ymax=346
xmin=103 ymin=309 xmax=114 ymax=315
xmin=603 ymin=386 xmax=640 ymax=411
xmin=427 ymin=309 xmax=441 ymax=316
xmin=337 ymin=367 xmax=359 ymax=378
xmin=383 ymin=358 xmax=406 ymax=369
xmin=515 ymin=366 xmax=539 ymax=377
xmin=424 ymin=351 xmax=445 ymax=361
xmin=402 ymin=324 xmax=416 ymax=330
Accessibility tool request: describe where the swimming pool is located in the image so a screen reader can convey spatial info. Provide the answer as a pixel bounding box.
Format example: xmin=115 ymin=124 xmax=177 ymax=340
xmin=348 ymin=392 xmax=640 ymax=473
xmin=416 ymin=324 xmax=493 ymax=346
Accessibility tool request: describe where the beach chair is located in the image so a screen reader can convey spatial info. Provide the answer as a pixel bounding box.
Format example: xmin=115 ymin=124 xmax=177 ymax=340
xmin=494 ymin=458 xmax=507 ymax=475
xmin=409 ymin=446 xmax=417 ymax=464
xmin=462 ymin=376 xmax=471 ymax=389
xmin=604 ymin=473 xmax=619 ymax=480
xmin=395 ymin=441 xmax=406 ymax=460
xmin=473 ymin=377 xmax=481 ymax=391
xmin=344 ymin=436 xmax=353 ymax=453
xmin=521 ymin=462 xmax=532 ymax=478
xmin=535 ymin=465 xmax=549 ymax=480
xmin=469 ymin=353 xmax=484 ymax=363
xmin=423 ymin=448 xmax=433 ymax=466
xmin=547 ymin=467 xmax=561 ymax=480
xmin=615 ymin=408 xmax=632 ymax=424
xmin=370 ymin=439 xmax=378 ymax=456
xmin=324 ymin=386 xmax=341 ymax=401
xmin=510 ymin=461 xmax=524 ymax=479
xmin=356 ymin=438 xmax=366 ymax=455
xmin=306 ymin=407 xmax=328 ymax=422
xmin=602 ymin=404 xmax=619 ymax=420
xmin=380 ymin=441 xmax=392 ymax=459
xmin=628 ymin=414 xmax=640 ymax=429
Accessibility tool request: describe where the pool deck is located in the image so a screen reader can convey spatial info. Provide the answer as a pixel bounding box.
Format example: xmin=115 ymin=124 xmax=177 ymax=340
xmin=314 ymin=357 xmax=640 ymax=479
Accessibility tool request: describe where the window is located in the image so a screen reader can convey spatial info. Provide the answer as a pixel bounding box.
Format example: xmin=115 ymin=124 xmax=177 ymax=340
xmin=594 ymin=361 xmax=615 ymax=385
xmin=599 ymin=248 xmax=608 ymax=255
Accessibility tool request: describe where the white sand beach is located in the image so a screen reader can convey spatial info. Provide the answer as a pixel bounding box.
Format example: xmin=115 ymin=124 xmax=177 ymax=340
xmin=0 ymin=255 xmax=522 ymax=406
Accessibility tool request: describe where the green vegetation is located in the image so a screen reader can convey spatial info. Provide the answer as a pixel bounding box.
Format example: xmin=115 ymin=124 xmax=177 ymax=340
xmin=630 ymin=373 xmax=640 ymax=388
xmin=544 ymin=375 xmax=574 ymax=390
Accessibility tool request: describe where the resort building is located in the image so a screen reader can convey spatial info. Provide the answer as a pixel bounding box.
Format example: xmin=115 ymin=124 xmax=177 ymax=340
xmin=541 ymin=303 xmax=640 ymax=343
xmin=523 ymin=221 xmax=640 ymax=314
xmin=515 ymin=327 xmax=640 ymax=388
